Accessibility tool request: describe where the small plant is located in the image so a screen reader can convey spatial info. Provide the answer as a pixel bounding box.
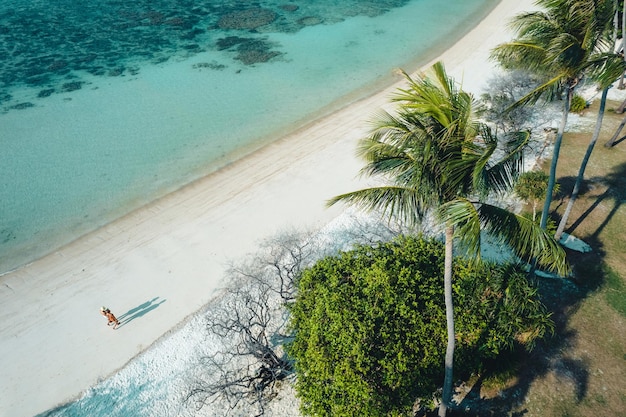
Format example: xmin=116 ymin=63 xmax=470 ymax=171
xmin=569 ymin=94 xmax=587 ymax=113
xmin=514 ymin=171 xmax=559 ymax=221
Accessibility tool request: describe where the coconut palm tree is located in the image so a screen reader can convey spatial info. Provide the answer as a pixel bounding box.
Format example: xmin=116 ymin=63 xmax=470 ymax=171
xmin=491 ymin=0 xmax=622 ymax=231
xmin=555 ymin=85 xmax=613 ymax=239
xmin=328 ymin=62 xmax=568 ymax=416
xmin=554 ymin=1 xmax=624 ymax=239
xmin=613 ymin=0 xmax=626 ymax=88
xmin=540 ymin=0 xmax=626 ymax=237
xmin=514 ymin=170 xmax=552 ymax=221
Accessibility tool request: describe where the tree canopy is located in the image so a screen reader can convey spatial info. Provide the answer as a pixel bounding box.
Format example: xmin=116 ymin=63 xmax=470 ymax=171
xmin=287 ymin=235 xmax=553 ymax=417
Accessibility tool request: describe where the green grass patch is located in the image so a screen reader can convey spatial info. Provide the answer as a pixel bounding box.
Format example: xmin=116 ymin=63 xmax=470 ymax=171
xmin=604 ymin=266 xmax=626 ymax=317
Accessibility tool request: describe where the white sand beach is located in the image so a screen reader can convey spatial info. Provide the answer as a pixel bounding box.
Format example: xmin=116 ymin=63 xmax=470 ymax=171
xmin=0 ymin=0 xmax=538 ymax=416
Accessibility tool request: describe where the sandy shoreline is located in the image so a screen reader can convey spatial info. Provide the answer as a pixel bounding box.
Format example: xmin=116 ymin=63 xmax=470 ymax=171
xmin=0 ymin=0 xmax=536 ymax=416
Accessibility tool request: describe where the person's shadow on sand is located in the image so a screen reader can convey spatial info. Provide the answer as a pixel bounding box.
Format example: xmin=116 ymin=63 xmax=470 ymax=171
xmin=117 ymin=297 xmax=166 ymax=329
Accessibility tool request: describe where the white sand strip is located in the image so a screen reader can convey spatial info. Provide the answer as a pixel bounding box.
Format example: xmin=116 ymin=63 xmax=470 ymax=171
xmin=0 ymin=0 xmax=536 ymax=416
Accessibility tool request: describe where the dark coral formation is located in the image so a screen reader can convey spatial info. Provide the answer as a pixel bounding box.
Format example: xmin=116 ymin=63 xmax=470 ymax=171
xmin=235 ymin=41 xmax=282 ymax=65
xmin=216 ymin=36 xmax=250 ymax=51
xmin=9 ymin=102 xmax=34 ymax=110
xmin=217 ymin=8 xmax=277 ymax=30
xmin=0 ymin=0 xmax=411 ymax=112
xmin=192 ymin=62 xmax=227 ymax=70
xmin=61 ymin=81 xmax=84 ymax=92
xmin=37 ymin=89 xmax=55 ymax=98
xmin=216 ymin=36 xmax=282 ymax=65
xmin=297 ymin=16 xmax=323 ymax=26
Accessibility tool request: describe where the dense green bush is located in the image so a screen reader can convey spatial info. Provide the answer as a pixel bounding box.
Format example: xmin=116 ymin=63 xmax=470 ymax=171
xmin=287 ymin=235 xmax=553 ymax=417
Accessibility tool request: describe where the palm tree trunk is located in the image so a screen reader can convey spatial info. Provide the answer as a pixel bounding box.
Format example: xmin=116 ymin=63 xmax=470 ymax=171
xmin=618 ymin=0 xmax=626 ymax=89
xmin=617 ymin=1 xmax=626 ymax=88
xmin=613 ymin=0 xmax=619 ymax=44
xmin=540 ymin=86 xmax=573 ymax=230
xmin=605 ymin=112 xmax=626 ymax=147
xmin=555 ymin=87 xmax=609 ymax=240
xmin=620 ymin=0 xmax=626 ymax=89
xmin=439 ymin=225 xmax=455 ymax=417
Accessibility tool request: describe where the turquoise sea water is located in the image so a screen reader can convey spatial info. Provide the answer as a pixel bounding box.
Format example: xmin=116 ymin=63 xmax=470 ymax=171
xmin=0 ymin=0 xmax=497 ymax=274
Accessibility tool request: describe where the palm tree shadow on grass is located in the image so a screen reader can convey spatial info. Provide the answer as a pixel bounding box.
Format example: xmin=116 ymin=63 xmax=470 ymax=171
xmin=554 ymin=162 xmax=626 ymax=240
xmin=117 ymin=297 xmax=166 ymax=329
xmin=433 ymin=247 xmax=606 ymax=417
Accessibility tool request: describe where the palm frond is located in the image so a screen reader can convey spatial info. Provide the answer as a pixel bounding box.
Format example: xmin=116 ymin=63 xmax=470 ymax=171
xmin=584 ymin=53 xmax=626 ymax=88
xmin=430 ymin=60 xmax=456 ymax=98
xmin=508 ymin=71 xmax=567 ymax=108
xmin=546 ymin=33 xmax=587 ymax=71
xmin=477 ymin=204 xmax=570 ymax=276
xmin=481 ymin=130 xmax=530 ymax=194
xmin=491 ymin=41 xmax=551 ymax=74
xmin=393 ymin=64 xmax=461 ymax=128
xmin=439 ymin=199 xmax=569 ymax=275
xmin=327 ymin=186 xmax=431 ymax=226
xmin=507 ymin=11 xmax=553 ymax=38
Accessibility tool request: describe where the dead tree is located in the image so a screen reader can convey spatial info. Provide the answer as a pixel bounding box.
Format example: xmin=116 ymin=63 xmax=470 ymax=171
xmin=480 ymin=70 xmax=544 ymax=134
xmin=185 ymin=279 xmax=292 ymax=416
xmin=232 ymin=229 xmax=322 ymax=303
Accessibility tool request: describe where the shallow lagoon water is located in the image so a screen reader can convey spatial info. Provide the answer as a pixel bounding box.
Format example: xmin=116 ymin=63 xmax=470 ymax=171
xmin=0 ymin=0 xmax=496 ymax=274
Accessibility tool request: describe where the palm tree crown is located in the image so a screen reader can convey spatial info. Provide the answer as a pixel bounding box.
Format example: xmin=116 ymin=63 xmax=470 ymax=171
xmin=330 ymin=62 xmax=567 ymax=271
xmin=493 ymin=0 xmax=618 ymax=104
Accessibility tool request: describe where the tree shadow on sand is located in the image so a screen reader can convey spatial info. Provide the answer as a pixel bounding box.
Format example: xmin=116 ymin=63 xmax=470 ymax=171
xmin=117 ymin=297 xmax=166 ymax=329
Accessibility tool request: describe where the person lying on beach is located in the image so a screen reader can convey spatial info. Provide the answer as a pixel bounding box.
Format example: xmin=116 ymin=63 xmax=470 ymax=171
xmin=100 ymin=306 xmax=120 ymax=329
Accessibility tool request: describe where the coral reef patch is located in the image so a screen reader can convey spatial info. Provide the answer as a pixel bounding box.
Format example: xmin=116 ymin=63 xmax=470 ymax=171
xmin=0 ymin=0 xmax=411 ymax=112
xmin=216 ymin=36 xmax=282 ymax=65
xmin=217 ymin=8 xmax=277 ymax=30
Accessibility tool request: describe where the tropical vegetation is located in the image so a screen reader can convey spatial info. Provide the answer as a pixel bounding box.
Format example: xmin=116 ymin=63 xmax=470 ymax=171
xmin=288 ymin=236 xmax=553 ymax=417
xmin=514 ymin=170 xmax=552 ymax=222
xmin=327 ymin=61 xmax=567 ymax=416
xmin=491 ymin=0 xmax=625 ymax=233
xmin=194 ymin=2 xmax=626 ymax=415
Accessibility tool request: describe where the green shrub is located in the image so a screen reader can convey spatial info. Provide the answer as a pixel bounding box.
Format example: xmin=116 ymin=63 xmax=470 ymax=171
xmin=570 ymin=94 xmax=587 ymax=113
xmin=287 ymin=235 xmax=553 ymax=417
xmin=515 ymin=170 xmax=560 ymax=222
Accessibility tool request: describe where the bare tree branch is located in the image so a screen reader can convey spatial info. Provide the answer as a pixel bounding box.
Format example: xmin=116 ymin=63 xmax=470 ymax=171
xmin=185 ymin=223 xmax=404 ymax=415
